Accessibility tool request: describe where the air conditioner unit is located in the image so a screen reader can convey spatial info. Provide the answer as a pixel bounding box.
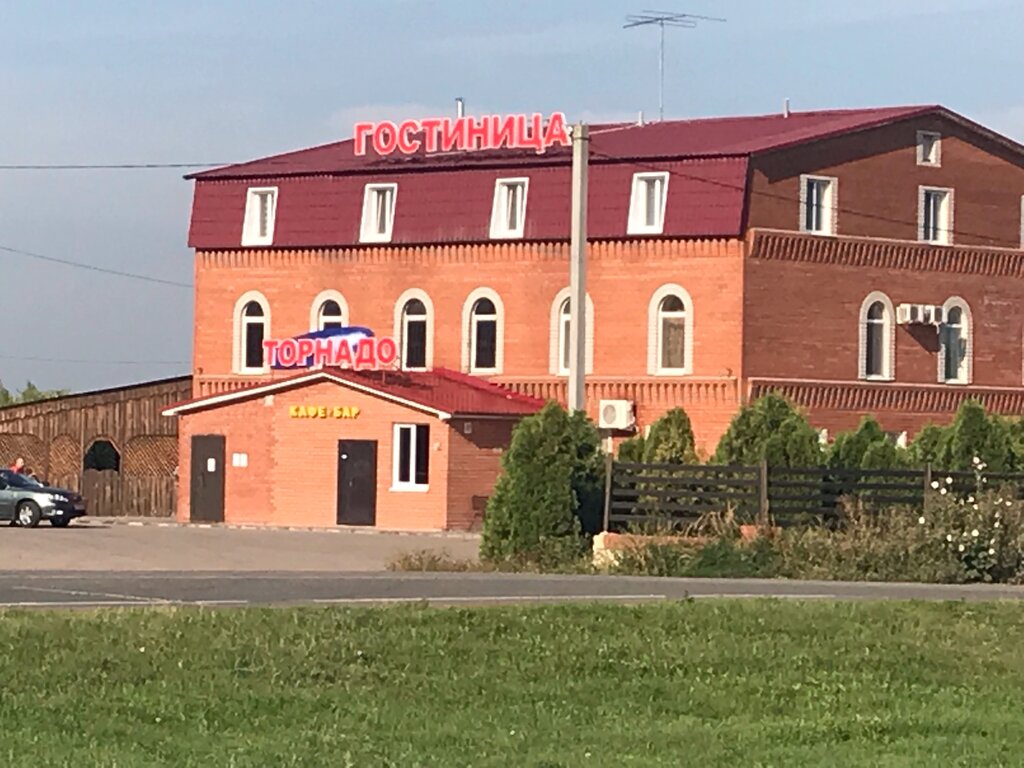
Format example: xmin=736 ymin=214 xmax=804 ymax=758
xmin=919 ymin=304 xmax=936 ymax=325
xmin=599 ymin=399 xmax=635 ymax=431
xmin=930 ymin=306 xmax=945 ymax=325
xmin=896 ymin=303 xmax=917 ymax=325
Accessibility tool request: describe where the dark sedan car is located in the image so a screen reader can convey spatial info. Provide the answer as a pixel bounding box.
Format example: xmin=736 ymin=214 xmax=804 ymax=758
xmin=0 ymin=469 xmax=87 ymax=528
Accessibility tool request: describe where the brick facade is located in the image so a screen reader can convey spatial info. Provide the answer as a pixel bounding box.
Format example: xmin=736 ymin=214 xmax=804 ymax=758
xmin=174 ymin=379 xmax=525 ymax=530
xmin=170 ymin=105 xmax=1024 ymax=529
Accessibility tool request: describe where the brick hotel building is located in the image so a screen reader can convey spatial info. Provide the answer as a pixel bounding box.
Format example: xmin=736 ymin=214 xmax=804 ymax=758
xmin=165 ymin=105 xmax=1024 ymax=529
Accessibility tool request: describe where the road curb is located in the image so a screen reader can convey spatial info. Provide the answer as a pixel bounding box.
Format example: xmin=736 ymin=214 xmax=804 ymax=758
xmin=81 ymin=517 xmax=482 ymax=540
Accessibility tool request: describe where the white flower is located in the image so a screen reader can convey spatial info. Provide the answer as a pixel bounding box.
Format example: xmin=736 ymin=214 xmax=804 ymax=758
xmin=939 ymin=488 xmax=948 ymax=496
xmin=138 ymin=647 xmax=145 ymax=653
xmin=983 ymin=478 xmax=989 ymax=484
xmin=989 ymin=548 xmax=996 ymax=556
xmin=946 ymin=534 xmax=954 ymax=542
xmin=972 ymin=529 xmax=980 ymax=538
xmin=973 ymin=456 xmax=981 ymax=466
xmin=996 ymin=498 xmax=1002 ymax=504
xmin=968 ymin=496 xmax=975 ymax=504
xmin=994 ymin=521 xmax=1001 ymax=529
xmin=918 ymin=516 xmax=926 ymax=525
xmin=931 ymin=481 xmax=940 ymax=490
xmin=510 ymin=730 xmax=516 ymax=736
xmin=1007 ymin=500 xmax=1014 ymax=508
xmin=958 ymin=544 xmax=965 ymax=552
xmin=973 ymin=504 xmax=980 ymax=511
xmin=945 ymin=476 xmax=954 ymax=485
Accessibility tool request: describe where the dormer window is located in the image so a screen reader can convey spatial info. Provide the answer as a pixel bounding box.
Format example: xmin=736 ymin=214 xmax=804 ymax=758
xmin=241 ymin=187 xmax=277 ymax=246
xmin=490 ymin=178 xmax=528 ymax=239
xmin=627 ymin=172 xmax=669 ymax=235
xmin=917 ymin=131 xmax=941 ymax=166
xmin=360 ymin=183 xmax=397 ymax=243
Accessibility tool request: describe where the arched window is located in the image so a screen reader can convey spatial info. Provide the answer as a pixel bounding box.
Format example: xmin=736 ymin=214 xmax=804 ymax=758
xmin=461 ymin=288 xmax=504 ymax=374
xmin=858 ymin=292 xmax=894 ymax=381
xmin=317 ymin=300 xmax=344 ymax=330
xmin=233 ymin=292 xmax=270 ymax=374
xmin=393 ymin=289 xmax=434 ymax=371
xmin=402 ymin=299 xmax=428 ymax=369
xmin=308 ymin=290 xmax=349 ymax=332
xmin=940 ymin=297 xmax=972 ymax=384
xmin=549 ymin=288 xmax=594 ymax=376
xmin=83 ymin=439 xmax=120 ymax=473
xmin=647 ymin=284 xmax=693 ymax=375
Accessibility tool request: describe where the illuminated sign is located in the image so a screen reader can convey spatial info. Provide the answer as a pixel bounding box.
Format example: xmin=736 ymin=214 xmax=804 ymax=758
xmin=289 ymin=405 xmax=361 ymax=419
xmin=352 ymin=112 xmax=571 ymax=157
xmin=263 ymin=327 xmax=398 ymax=370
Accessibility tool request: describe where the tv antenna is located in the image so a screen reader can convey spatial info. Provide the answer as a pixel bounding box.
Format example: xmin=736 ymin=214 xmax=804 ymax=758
xmin=624 ymin=10 xmax=726 ymax=121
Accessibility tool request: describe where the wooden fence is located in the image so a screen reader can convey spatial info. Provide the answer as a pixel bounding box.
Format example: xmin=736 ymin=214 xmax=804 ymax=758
xmin=605 ymin=461 xmax=1024 ymax=530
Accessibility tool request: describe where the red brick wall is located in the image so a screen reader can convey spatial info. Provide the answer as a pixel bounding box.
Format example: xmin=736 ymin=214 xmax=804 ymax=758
xmin=748 ymin=115 xmax=1024 ymax=249
xmin=742 ymin=245 xmax=1024 ymax=386
xmin=176 ymin=381 xmax=464 ymax=530
xmin=446 ymin=418 xmax=515 ymax=530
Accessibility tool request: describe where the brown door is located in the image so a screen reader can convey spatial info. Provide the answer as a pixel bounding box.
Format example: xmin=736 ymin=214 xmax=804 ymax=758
xmin=190 ymin=435 xmax=225 ymax=523
xmin=337 ymin=440 xmax=377 ymax=526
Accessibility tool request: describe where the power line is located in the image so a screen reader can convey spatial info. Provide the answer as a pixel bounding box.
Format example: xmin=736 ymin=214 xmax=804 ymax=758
xmin=591 ymin=148 xmax=1015 ymax=246
xmin=0 ymin=162 xmax=229 ymax=170
xmin=0 ymin=354 xmax=190 ymax=366
xmin=0 ymin=244 xmax=192 ymax=288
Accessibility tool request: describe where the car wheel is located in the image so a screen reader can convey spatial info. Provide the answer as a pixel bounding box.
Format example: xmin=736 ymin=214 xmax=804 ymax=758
xmin=15 ymin=501 xmax=41 ymax=528
xmin=50 ymin=516 xmax=72 ymax=528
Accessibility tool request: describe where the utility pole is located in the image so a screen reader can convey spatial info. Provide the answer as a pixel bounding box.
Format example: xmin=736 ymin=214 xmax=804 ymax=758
xmin=568 ymin=122 xmax=589 ymax=413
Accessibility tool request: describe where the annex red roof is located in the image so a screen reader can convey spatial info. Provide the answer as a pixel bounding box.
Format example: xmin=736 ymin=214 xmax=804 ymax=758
xmin=162 ymin=367 xmax=545 ymax=419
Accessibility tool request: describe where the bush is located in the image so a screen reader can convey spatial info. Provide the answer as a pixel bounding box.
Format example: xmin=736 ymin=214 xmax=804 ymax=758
xmin=481 ymin=402 xmax=604 ymax=564
xmin=908 ymin=401 xmax=1016 ymax=472
xmin=642 ymin=408 xmax=697 ymax=464
xmin=713 ymin=393 xmax=822 ymax=467
xmin=828 ymin=416 xmax=909 ymax=471
xmin=617 ymin=434 xmax=645 ymax=463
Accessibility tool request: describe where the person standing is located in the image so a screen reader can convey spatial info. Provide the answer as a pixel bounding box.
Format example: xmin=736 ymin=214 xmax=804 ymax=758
xmin=9 ymin=457 xmax=25 ymax=474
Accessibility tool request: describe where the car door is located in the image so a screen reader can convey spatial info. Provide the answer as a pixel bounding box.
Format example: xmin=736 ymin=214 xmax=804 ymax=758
xmin=0 ymin=477 xmax=15 ymax=521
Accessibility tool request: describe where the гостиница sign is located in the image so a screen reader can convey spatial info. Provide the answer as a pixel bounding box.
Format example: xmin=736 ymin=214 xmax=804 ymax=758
xmin=262 ymin=327 xmax=398 ymax=370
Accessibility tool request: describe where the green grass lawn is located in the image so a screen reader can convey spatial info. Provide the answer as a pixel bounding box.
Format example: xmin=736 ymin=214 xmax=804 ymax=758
xmin=2 ymin=601 xmax=1024 ymax=766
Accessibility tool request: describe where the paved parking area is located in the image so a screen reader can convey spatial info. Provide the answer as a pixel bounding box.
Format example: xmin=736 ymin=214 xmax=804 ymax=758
xmin=0 ymin=519 xmax=479 ymax=572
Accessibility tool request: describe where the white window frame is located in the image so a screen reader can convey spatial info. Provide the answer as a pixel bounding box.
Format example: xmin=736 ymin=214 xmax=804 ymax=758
xmin=359 ymin=183 xmax=398 ymax=243
xmin=916 ymin=131 xmax=942 ymax=167
xmin=918 ymin=186 xmax=954 ymax=245
xmin=461 ymin=288 xmax=505 ymax=375
xmin=938 ymin=296 xmax=972 ymax=385
xmin=489 ymin=178 xmax=529 ymax=239
xmin=392 ymin=423 xmax=429 ymax=492
xmin=308 ymin=289 xmax=349 ymax=332
xmin=627 ymin=172 xmax=669 ymax=235
xmin=1019 ymin=195 xmax=1024 ymax=249
xmin=241 ymin=187 xmax=278 ymax=247
xmin=799 ymin=174 xmax=838 ymax=235
xmin=393 ymin=288 xmax=435 ymax=371
xmin=549 ymin=288 xmax=594 ymax=376
xmin=646 ymin=283 xmax=694 ymax=376
xmin=232 ymin=291 xmax=271 ymax=374
xmin=858 ymin=291 xmax=895 ymax=382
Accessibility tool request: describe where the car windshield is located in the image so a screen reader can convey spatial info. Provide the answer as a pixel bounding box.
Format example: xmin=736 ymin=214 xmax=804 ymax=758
xmin=0 ymin=471 xmax=41 ymax=488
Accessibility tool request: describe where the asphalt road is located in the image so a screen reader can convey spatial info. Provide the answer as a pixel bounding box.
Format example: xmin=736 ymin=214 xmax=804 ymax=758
xmin=3 ymin=570 xmax=1024 ymax=609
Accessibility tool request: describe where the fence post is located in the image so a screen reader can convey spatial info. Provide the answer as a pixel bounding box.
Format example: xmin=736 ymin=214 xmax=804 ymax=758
xmin=924 ymin=462 xmax=933 ymax=498
xmin=602 ymin=452 xmax=613 ymax=532
xmin=758 ymin=458 xmax=769 ymax=525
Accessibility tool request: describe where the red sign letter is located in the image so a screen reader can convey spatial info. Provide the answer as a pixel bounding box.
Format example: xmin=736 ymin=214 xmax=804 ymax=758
xmin=397 ymin=120 xmax=422 ymax=154
xmin=372 ymin=121 xmax=398 ymax=155
xmin=440 ymin=117 xmax=465 ymax=152
xmin=543 ymin=112 xmax=570 ymax=152
xmin=262 ymin=340 xmax=280 ymax=367
xmin=333 ymin=340 xmax=354 ymax=368
xmin=376 ymin=337 xmax=398 ymax=366
xmin=354 ymin=339 xmax=377 ymax=369
xmin=420 ymin=117 xmax=442 ymax=153
xmin=277 ymin=339 xmax=299 ymax=367
xmin=353 ymin=122 xmax=373 ymax=156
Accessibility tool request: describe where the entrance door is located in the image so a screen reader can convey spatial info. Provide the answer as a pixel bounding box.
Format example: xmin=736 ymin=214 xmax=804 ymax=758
xmin=337 ymin=440 xmax=377 ymax=526
xmin=190 ymin=435 xmax=225 ymax=523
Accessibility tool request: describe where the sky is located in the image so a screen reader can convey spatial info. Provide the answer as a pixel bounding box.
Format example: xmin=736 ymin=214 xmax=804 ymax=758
xmin=1 ymin=0 xmax=1023 ymax=394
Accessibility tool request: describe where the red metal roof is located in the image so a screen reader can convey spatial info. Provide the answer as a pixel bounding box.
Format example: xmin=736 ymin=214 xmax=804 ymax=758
xmin=189 ymin=106 xmax=935 ymax=179
xmin=162 ymin=368 xmax=545 ymax=419
xmin=187 ymin=105 xmax=979 ymax=249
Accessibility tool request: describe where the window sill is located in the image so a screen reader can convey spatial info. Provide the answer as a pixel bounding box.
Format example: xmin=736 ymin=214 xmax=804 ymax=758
xmin=861 ymin=375 xmax=895 ymax=383
xmin=236 ymin=369 xmax=269 ymax=376
xmin=359 ymin=233 xmax=394 ymax=244
xmin=468 ymin=368 xmax=500 ymax=376
xmin=653 ymin=369 xmax=692 ymax=377
xmin=489 ymin=230 xmax=525 ymax=240
xmin=626 ymin=226 xmax=666 ymax=237
xmin=390 ymin=484 xmax=430 ymax=493
xmin=939 ymin=379 xmax=970 ymax=386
